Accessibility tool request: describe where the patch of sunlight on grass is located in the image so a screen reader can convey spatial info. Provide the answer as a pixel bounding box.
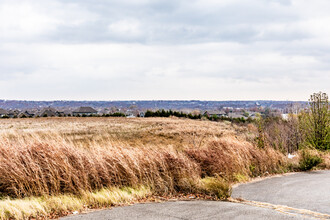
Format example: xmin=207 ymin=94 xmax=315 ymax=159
xmin=233 ymin=173 xmax=249 ymax=183
xmin=0 ymin=186 xmax=151 ymax=220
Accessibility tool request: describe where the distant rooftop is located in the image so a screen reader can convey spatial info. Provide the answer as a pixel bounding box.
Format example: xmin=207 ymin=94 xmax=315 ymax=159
xmin=73 ymin=107 xmax=98 ymax=113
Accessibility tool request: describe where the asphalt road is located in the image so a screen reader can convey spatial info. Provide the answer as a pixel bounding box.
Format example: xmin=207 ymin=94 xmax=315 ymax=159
xmin=63 ymin=170 xmax=330 ymax=220
xmin=232 ymin=170 xmax=330 ymax=215
xmin=63 ymin=200 xmax=301 ymax=220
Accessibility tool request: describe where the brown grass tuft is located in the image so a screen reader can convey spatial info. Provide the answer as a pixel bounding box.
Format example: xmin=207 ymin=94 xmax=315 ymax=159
xmin=185 ymin=137 xmax=289 ymax=181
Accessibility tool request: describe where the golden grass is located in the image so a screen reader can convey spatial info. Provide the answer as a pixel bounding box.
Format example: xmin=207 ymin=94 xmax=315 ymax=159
xmin=184 ymin=136 xmax=289 ymax=180
xmin=0 ymin=117 xmax=327 ymax=219
xmin=0 ymin=186 xmax=151 ymax=220
xmin=0 ymin=140 xmax=200 ymax=197
xmin=0 ymin=117 xmax=243 ymax=148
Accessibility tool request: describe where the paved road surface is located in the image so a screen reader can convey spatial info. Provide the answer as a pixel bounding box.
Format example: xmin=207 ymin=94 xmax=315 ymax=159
xmin=63 ymin=170 xmax=330 ymax=220
xmin=63 ymin=201 xmax=301 ymax=220
xmin=232 ymin=170 xmax=330 ymax=215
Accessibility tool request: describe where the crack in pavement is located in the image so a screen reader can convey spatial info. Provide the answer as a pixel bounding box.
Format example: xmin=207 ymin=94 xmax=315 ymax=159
xmin=228 ymin=198 xmax=330 ymax=219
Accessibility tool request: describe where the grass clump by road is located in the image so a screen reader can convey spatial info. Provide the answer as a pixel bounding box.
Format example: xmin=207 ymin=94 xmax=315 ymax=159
xmin=299 ymin=150 xmax=323 ymax=171
xmin=199 ymin=177 xmax=231 ymax=200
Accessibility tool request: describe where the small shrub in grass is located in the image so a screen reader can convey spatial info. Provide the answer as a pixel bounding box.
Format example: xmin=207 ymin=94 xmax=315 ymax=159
xmin=249 ymin=164 xmax=256 ymax=176
xmin=299 ymin=150 xmax=323 ymax=171
xmin=287 ymin=162 xmax=300 ymax=172
xmin=199 ymin=176 xmax=231 ymax=200
xmin=233 ymin=173 xmax=249 ymax=182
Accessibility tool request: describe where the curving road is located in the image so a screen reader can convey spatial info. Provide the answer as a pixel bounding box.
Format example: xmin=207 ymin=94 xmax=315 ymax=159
xmin=232 ymin=170 xmax=330 ymax=215
xmin=63 ymin=170 xmax=330 ymax=220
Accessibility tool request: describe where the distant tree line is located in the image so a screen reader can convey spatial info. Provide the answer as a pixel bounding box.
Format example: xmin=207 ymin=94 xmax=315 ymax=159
xmin=144 ymin=109 xmax=201 ymax=119
xmin=73 ymin=112 xmax=126 ymax=117
xmin=101 ymin=112 xmax=126 ymax=117
xmin=144 ymin=109 xmax=253 ymax=123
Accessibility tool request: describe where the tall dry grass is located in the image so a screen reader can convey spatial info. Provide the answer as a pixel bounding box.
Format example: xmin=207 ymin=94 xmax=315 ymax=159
xmin=0 ymin=117 xmax=308 ymax=218
xmin=0 ymin=117 xmax=289 ymax=199
xmin=0 ymin=136 xmax=288 ymax=198
xmin=185 ymin=137 xmax=288 ymax=180
xmin=0 ymin=140 xmax=199 ymax=198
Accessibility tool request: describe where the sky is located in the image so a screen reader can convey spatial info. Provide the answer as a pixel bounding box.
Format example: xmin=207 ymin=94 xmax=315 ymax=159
xmin=0 ymin=0 xmax=329 ymax=101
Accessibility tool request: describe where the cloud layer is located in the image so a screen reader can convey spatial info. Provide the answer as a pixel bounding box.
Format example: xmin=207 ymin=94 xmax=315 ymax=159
xmin=0 ymin=0 xmax=329 ymax=100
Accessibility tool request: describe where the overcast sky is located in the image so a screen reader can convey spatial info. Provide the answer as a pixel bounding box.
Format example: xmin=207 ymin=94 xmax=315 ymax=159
xmin=0 ymin=0 xmax=329 ymax=101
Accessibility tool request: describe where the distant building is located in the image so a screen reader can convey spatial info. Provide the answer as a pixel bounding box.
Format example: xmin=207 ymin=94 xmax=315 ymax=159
xmin=18 ymin=111 xmax=34 ymax=118
xmin=247 ymin=112 xmax=258 ymax=120
xmin=0 ymin=108 xmax=8 ymax=117
xmin=55 ymin=111 xmax=65 ymax=117
xmin=72 ymin=107 xmax=98 ymax=116
xmin=63 ymin=110 xmax=72 ymax=116
xmin=8 ymin=110 xmax=20 ymax=118
xmin=228 ymin=112 xmax=247 ymax=119
xmin=39 ymin=108 xmax=57 ymax=117
xmin=203 ymin=111 xmax=226 ymax=117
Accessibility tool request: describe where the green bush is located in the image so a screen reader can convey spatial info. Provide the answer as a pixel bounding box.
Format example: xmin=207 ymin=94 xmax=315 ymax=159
xmin=299 ymin=150 xmax=323 ymax=171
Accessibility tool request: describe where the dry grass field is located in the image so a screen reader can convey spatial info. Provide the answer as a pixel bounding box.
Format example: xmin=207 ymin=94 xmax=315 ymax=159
xmin=0 ymin=117 xmax=245 ymax=148
xmin=0 ymin=117 xmax=327 ymax=219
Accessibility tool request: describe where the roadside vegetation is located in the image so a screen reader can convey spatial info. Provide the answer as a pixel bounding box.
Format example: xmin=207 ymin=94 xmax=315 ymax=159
xmin=0 ymin=186 xmax=151 ymax=219
xmin=0 ymin=92 xmax=328 ymax=219
xmin=257 ymin=92 xmax=329 ymax=171
xmin=259 ymin=92 xmax=329 ymax=152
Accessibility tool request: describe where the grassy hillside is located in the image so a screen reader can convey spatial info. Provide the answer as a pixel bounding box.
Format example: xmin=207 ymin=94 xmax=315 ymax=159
xmin=0 ymin=117 xmax=327 ymax=219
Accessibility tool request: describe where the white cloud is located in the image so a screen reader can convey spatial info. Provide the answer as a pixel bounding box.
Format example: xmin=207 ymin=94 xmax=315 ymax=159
xmin=108 ymin=19 xmax=143 ymax=39
xmin=0 ymin=2 xmax=56 ymax=40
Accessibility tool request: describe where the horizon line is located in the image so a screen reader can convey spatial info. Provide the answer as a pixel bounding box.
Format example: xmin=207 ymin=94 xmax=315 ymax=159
xmin=0 ymin=99 xmax=307 ymax=102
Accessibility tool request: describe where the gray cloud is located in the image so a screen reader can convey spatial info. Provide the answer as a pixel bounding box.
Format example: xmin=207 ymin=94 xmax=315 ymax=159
xmin=0 ymin=0 xmax=329 ymax=100
xmin=0 ymin=0 xmax=306 ymax=44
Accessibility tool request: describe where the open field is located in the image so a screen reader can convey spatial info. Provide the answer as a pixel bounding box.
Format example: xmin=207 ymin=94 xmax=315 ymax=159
xmin=0 ymin=117 xmax=328 ymax=219
xmin=0 ymin=117 xmax=249 ymax=148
